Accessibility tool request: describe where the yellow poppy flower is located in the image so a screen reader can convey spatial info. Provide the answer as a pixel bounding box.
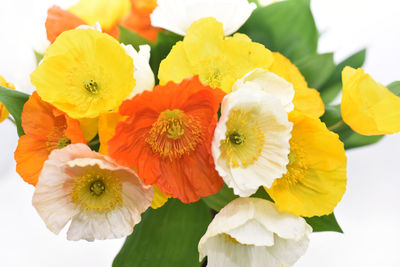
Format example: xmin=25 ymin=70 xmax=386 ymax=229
xmin=0 ymin=75 xmax=15 ymax=123
xmin=269 ymin=52 xmax=325 ymax=118
xmin=267 ymin=112 xmax=347 ymax=217
xmin=158 ymin=17 xmax=274 ymax=93
xmin=31 ymin=29 xmax=135 ymax=119
xmin=341 ymin=67 xmax=400 ymax=135
xmin=68 ymin=0 xmax=131 ymax=31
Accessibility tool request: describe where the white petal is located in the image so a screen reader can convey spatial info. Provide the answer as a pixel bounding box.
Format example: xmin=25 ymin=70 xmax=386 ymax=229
xmin=75 ymin=22 xmax=103 ymax=31
xmin=150 ymin=0 xmax=256 ymax=36
xmin=212 ymin=88 xmax=292 ymax=197
xmin=198 ymin=198 xmax=311 ymax=267
xmin=233 ymin=68 xmax=295 ymax=112
xmin=32 ymin=161 xmax=79 ymax=234
xmin=121 ymin=44 xmax=155 ymax=98
xmin=67 ymin=207 xmax=134 ymax=241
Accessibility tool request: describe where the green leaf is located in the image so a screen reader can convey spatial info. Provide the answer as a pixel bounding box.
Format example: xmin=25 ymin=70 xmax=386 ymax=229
xmin=150 ymin=31 xmax=183 ymax=81
xmin=320 ymin=83 xmax=341 ymax=104
xmin=0 ymin=86 xmax=30 ymax=136
xmin=320 ymin=104 xmax=342 ymax=128
xmin=118 ymin=26 xmax=153 ymax=51
xmin=201 ymin=184 xmax=237 ymax=211
xmin=239 ymin=0 xmax=318 ymax=62
xmin=295 ymin=53 xmax=335 ymax=90
xmin=388 ymin=81 xmax=400 ymax=96
xmin=320 ymin=49 xmax=366 ymax=104
xmin=304 ymin=213 xmax=343 ymax=233
xmin=113 ymin=199 xmax=211 ymax=267
xmin=344 ymin=133 xmax=384 ymax=150
xmin=34 ymin=50 xmax=44 ymax=65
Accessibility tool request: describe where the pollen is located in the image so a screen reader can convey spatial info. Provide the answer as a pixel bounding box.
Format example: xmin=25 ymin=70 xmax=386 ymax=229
xmin=221 ymin=108 xmax=265 ymax=168
xmin=146 ymin=109 xmax=203 ymax=160
xmin=71 ymin=170 xmax=122 ymax=212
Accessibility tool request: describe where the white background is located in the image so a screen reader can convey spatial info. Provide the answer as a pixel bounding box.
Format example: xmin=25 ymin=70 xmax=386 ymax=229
xmin=0 ymin=0 xmax=399 ymax=266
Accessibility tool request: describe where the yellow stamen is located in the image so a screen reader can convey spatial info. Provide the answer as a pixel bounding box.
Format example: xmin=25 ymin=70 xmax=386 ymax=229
xmin=146 ymin=109 xmax=203 ymax=160
xmin=71 ymin=171 xmax=122 ymax=212
xmin=283 ymin=141 xmax=307 ymax=186
xmin=221 ymin=108 xmax=265 ymax=168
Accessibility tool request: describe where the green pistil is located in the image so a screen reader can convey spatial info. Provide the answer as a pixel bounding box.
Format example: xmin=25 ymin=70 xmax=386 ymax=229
xmin=84 ymin=79 xmax=99 ymax=94
xmin=57 ymin=137 xmax=71 ymax=149
xmin=229 ymin=131 xmax=245 ymax=145
xmin=90 ymin=180 xmax=105 ymax=196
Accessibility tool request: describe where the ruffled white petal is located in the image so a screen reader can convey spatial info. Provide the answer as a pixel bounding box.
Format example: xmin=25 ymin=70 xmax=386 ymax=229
xmin=198 ymin=198 xmax=311 ymax=267
xmin=232 ymin=68 xmax=295 ymax=112
xmin=75 ymin=22 xmax=103 ymax=31
xmin=32 ymin=144 xmax=153 ymax=241
xmin=212 ymin=87 xmax=292 ymax=197
xmin=32 ymin=160 xmax=79 ymax=234
xmin=121 ymin=44 xmax=155 ymax=98
xmin=150 ymin=0 xmax=256 ymax=36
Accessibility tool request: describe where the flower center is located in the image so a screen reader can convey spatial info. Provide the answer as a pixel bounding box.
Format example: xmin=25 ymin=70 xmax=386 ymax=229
xmin=228 ymin=131 xmax=245 ymax=145
xmin=84 ymin=78 xmax=99 ymax=94
xmin=146 ymin=109 xmax=203 ymax=160
xmin=71 ymin=171 xmax=122 ymax=212
xmin=57 ymin=137 xmax=71 ymax=149
xmin=90 ymin=180 xmax=105 ymax=196
xmin=221 ymin=108 xmax=265 ymax=168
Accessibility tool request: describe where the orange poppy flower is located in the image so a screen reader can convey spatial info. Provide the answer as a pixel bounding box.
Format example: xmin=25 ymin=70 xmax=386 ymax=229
xmin=119 ymin=0 xmax=159 ymax=41
xmin=45 ymin=0 xmax=159 ymax=43
xmin=108 ymin=76 xmax=225 ymax=203
xmin=14 ymin=92 xmax=86 ymax=186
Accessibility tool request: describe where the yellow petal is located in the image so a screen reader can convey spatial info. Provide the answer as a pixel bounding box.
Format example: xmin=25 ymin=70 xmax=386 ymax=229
xmin=98 ymin=111 xmax=124 ymax=155
xmin=79 ymin=117 xmax=99 ymax=142
xmin=151 ymin=186 xmax=170 ymax=209
xmin=267 ymin=112 xmax=347 ymax=217
xmin=31 ymin=29 xmax=135 ymax=119
xmin=158 ymin=17 xmax=273 ymax=93
xmin=341 ymin=67 xmax=400 ymax=135
xmin=68 ymin=0 xmax=131 ymax=31
xmin=0 ymin=75 xmax=15 ymax=123
xmin=269 ymin=52 xmax=324 ymax=118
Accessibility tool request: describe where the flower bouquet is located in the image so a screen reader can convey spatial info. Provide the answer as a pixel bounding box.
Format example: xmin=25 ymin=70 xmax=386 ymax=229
xmin=1 ymin=0 xmax=400 ymax=266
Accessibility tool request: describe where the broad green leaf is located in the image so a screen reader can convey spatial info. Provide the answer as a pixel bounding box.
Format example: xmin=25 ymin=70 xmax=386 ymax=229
xmin=305 ymin=213 xmax=343 ymax=233
xmin=344 ymin=133 xmax=384 ymax=150
xmin=0 ymin=86 xmax=30 ymax=136
xmin=388 ymin=81 xmax=400 ymax=96
xmin=320 ymin=49 xmax=366 ymax=104
xmin=150 ymin=31 xmax=183 ymax=80
xmin=118 ymin=26 xmax=153 ymax=51
xmin=239 ymin=0 xmax=318 ymax=62
xmin=320 ymin=83 xmax=341 ymax=104
xmin=320 ymin=104 xmax=342 ymax=128
xmin=201 ymin=184 xmax=237 ymax=211
xmin=295 ymin=53 xmax=335 ymax=90
xmin=113 ymin=199 xmax=211 ymax=267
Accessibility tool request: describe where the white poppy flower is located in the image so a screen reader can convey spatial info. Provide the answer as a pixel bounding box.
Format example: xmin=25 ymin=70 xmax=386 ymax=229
xmin=121 ymin=44 xmax=155 ymax=98
xmin=32 ymin=144 xmax=153 ymax=241
xmin=150 ymin=0 xmax=257 ymax=36
xmin=212 ymin=72 xmax=293 ymax=197
xmin=198 ymin=197 xmax=312 ymax=267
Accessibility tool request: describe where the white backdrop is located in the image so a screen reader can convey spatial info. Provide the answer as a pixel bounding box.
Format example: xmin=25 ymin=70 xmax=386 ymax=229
xmin=0 ymin=0 xmax=399 ymax=266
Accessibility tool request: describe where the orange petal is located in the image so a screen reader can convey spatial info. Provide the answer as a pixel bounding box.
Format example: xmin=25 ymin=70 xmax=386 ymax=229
xmin=45 ymin=5 xmax=86 ymax=43
xmin=14 ymin=135 xmax=50 ymax=186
